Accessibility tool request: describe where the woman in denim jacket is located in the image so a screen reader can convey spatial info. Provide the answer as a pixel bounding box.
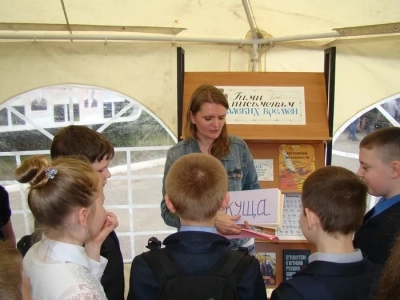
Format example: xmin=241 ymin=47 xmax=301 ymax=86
xmin=160 ymin=84 xmax=260 ymax=250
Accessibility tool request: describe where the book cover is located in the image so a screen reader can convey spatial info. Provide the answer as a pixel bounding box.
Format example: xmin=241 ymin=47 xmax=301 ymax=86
xmin=255 ymin=252 xmax=277 ymax=286
xmin=279 ymin=144 xmax=316 ymax=191
xmin=282 ymin=249 xmax=311 ymax=281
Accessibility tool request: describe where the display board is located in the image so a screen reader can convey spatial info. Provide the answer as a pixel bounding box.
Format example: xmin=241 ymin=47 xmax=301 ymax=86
xmin=180 ymin=72 xmax=330 ymax=294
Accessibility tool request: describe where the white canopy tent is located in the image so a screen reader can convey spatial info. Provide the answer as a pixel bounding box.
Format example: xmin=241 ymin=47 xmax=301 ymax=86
xmin=0 ymin=2 xmax=399 ymax=294
xmin=0 ymin=0 xmax=399 ymax=133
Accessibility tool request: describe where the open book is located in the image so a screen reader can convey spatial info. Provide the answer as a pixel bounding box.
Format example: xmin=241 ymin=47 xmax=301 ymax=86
xmin=224 ymin=188 xmax=284 ymax=228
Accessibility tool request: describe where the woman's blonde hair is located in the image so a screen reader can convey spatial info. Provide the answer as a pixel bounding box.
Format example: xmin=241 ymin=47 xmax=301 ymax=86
xmin=184 ymin=84 xmax=230 ymax=159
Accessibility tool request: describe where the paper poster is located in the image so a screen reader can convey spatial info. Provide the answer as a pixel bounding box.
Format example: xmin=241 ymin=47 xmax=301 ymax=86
xmin=254 ymin=159 xmax=273 ymax=181
xmin=279 ymin=144 xmax=315 ymax=191
xmin=225 ymin=188 xmax=282 ymax=226
xmin=255 ymin=252 xmax=277 ymax=286
xmin=275 ymin=194 xmax=306 ymax=240
xmin=217 ymin=86 xmax=306 ymax=125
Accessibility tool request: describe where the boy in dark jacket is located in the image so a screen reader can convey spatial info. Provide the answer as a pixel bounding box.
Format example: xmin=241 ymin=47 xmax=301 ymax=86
xmin=354 ymin=127 xmax=400 ymax=264
xmin=128 ymin=153 xmax=266 ymax=300
xmin=271 ymin=166 xmax=380 ymax=300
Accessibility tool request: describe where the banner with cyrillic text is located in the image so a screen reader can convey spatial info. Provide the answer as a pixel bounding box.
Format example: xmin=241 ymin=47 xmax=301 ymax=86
xmin=217 ymin=86 xmax=306 ymax=125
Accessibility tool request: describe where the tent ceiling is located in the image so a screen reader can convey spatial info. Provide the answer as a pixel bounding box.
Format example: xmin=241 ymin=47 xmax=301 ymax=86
xmin=0 ymin=0 xmax=399 ymax=39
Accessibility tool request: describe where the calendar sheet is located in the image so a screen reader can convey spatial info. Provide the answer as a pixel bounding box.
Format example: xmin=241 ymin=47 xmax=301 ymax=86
xmin=275 ymin=194 xmax=306 ymax=239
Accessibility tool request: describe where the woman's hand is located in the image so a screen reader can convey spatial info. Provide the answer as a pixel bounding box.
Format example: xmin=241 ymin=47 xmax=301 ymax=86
xmin=243 ymin=221 xmax=251 ymax=229
xmin=215 ymin=214 xmax=243 ymax=235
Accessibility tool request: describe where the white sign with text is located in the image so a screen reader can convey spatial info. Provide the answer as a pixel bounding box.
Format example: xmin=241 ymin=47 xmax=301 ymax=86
xmin=226 ymin=188 xmax=282 ymax=226
xmin=217 ymin=86 xmax=306 ymax=125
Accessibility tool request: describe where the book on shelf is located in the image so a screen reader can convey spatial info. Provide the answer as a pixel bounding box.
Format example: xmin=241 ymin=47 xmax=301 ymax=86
xmin=255 ymin=251 xmax=277 ymax=286
xmin=282 ymin=249 xmax=311 ymax=281
xmin=279 ymin=144 xmax=316 ymax=191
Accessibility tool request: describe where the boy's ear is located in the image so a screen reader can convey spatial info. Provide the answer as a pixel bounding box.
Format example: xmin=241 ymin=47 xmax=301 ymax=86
xmin=165 ymin=195 xmax=176 ymax=213
xmin=305 ymin=208 xmax=320 ymax=230
xmin=219 ymin=192 xmax=230 ymax=211
xmin=390 ymin=160 xmax=400 ymax=178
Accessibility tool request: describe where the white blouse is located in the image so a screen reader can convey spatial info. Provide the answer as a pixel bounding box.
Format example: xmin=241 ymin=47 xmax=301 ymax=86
xmin=23 ymin=237 xmax=108 ymax=300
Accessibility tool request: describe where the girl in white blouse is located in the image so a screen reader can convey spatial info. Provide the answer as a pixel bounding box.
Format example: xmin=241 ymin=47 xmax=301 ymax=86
xmin=15 ymin=156 xmax=118 ymax=300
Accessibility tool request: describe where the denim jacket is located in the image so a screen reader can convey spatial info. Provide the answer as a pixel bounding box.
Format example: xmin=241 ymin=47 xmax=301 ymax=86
xmin=160 ymin=135 xmax=260 ymax=249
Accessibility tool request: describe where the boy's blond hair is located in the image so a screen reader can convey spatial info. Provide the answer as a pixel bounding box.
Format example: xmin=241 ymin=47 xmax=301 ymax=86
xmin=360 ymin=127 xmax=400 ymax=163
xmin=166 ymin=153 xmax=227 ymax=222
xmin=302 ymin=166 xmax=368 ymax=235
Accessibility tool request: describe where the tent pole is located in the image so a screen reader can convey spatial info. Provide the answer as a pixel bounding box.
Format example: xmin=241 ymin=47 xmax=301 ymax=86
xmin=241 ymin=0 xmax=259 ymax=71
xmin=0 ymin=31 xmax=341 ymax=44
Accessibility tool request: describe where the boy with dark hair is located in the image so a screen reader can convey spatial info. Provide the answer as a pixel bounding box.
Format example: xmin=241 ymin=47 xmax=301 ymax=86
xmin=128 ymin=153 xmax=266 ymax=300
xmin=354 ymin=127 xmax=400 ymax=264
xmin=50 ymin=125 xmax=115 ymax=178
xmin=271 ymin=166 xmax=380 ymax=300
xmin=18 ymin=125 xmax=124 ymax=300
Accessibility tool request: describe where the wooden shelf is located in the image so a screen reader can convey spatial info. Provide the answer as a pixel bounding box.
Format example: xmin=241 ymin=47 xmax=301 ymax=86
xmin=181 ymin=71 xmax=328 ymax=290
xmin=183 ymin=72 xmax=330 ymax=142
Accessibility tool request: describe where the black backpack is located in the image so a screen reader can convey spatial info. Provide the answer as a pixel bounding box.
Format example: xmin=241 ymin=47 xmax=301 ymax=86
xmin=142 ymin=237 xmax=254 ymax=300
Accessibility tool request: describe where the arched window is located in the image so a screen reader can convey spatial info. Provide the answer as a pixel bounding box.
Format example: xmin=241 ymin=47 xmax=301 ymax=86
xmin=0 ymin=84 xmax=177 ymax=262
xmin=332 ymin=94 xmax=400 ymax=209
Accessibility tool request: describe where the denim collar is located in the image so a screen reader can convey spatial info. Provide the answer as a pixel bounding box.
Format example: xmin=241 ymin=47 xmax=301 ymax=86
xmin=186 ymin=137 xmax=234 ymax=161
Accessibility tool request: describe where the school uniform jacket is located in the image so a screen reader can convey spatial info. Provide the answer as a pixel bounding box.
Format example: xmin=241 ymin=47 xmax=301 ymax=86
xmin=127 ymin=231 xmax=266 ymax=300
xmin=270 ymin=257 xmax=382 ymax=300
xmin=353 ymin=201 xmax=400 ymax=264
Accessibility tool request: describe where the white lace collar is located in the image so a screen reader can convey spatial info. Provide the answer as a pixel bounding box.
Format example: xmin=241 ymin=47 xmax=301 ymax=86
xmin=40 ymin=237 xmax=91 ymax=270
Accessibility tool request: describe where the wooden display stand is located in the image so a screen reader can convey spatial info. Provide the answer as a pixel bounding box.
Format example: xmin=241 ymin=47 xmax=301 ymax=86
xmin=179 ymin=72 xmax=330 ymax=296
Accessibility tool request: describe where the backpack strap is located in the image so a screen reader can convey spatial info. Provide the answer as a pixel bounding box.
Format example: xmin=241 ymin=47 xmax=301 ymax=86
xmin=284 ymin=275 xmax=333 ymax=300
xmin=142 ymin=238 xmax=186 ymax=285
xmin=208 ymin=248 xmax=255 ymax=286
xmin=160 ymin=248 xmax=186 ymax=276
